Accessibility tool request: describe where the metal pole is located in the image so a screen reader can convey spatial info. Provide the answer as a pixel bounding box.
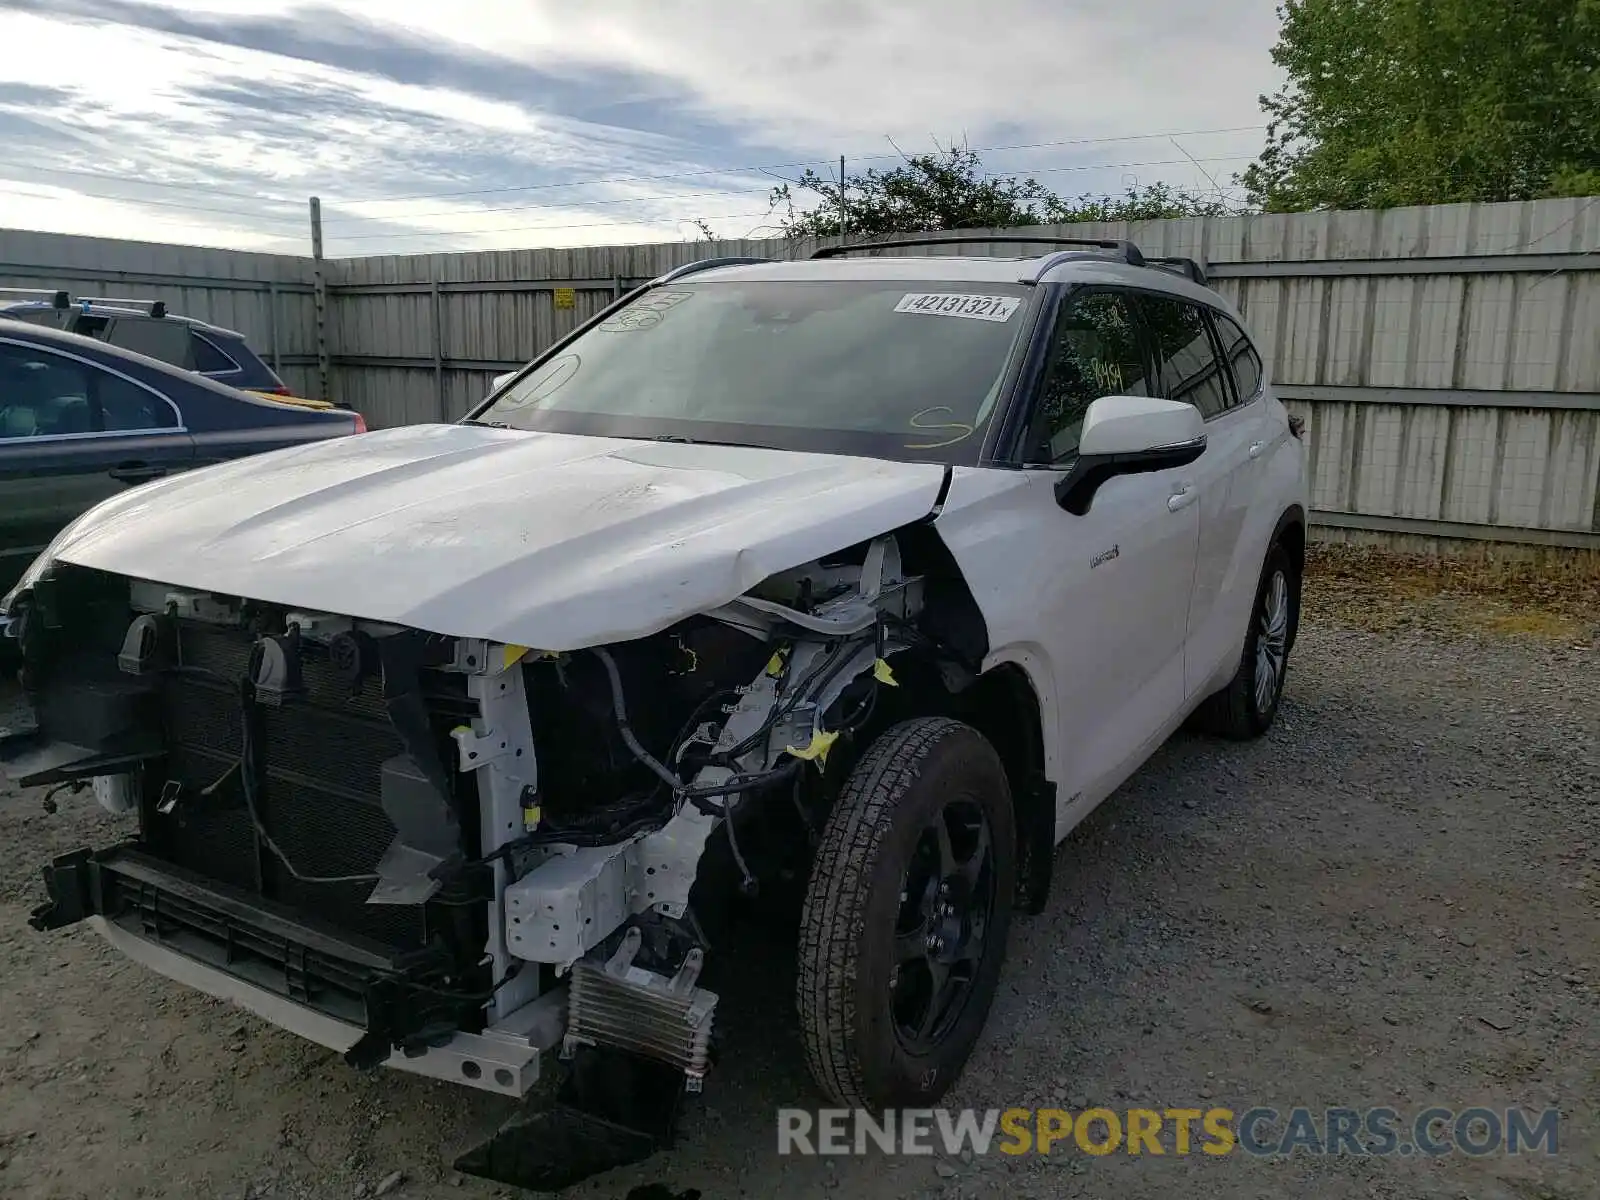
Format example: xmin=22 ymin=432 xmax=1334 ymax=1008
xmin=309 ymin=196 xmax=329 ymax=403
xmin=838 ymin=155 xmax=847 ymax=243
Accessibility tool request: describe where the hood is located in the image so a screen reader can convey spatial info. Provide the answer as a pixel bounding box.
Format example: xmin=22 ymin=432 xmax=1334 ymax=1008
xmin=47 ymin=424 xmax=948 ymax=649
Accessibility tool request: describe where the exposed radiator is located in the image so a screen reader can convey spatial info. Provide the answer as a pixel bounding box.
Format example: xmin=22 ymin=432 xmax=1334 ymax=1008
xmin=144 ymin=620 xmax=468 ymax=952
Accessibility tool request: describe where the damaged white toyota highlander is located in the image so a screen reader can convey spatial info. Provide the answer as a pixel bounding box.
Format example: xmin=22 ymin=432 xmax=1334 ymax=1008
xmin=2 ymin=237 xmax=1306 ymax=1189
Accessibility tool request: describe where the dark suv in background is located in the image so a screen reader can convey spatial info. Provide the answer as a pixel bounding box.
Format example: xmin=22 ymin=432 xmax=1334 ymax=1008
xmin=0 ymin=288 xmax=301 ymax=400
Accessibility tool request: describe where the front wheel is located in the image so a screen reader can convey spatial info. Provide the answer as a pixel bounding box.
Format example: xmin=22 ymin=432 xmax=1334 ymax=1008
xmin=1196 ymin=542 xmax=1297 ymax=739
xmin=797 ymin=717 xmax=1015 ymax=1108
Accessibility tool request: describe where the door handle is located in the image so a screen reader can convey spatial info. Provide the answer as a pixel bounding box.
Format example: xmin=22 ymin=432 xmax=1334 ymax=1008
xmin=1248 ymin=440 xmax=1265 ymax=459
xmin=1167 ymin=482 xmax=1197 ymax=512
xmin=109 ymin=462 xmax=167 ymax=484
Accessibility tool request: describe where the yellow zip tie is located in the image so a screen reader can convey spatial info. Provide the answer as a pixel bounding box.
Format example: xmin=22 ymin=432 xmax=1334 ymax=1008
xmin=766 ymin=650 xmax=787 ymax=677
xmin=873 ymin=658 xmax=899 ymax=687
xmin=786 ymin=728 xmax=840 ymax=768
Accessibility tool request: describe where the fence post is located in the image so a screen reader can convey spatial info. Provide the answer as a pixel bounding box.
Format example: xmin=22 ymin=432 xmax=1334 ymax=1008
xmin=309 ymin=196 xmax=330 ymax=403
xmin=266 ymin=280 xmax=281 ymax=375
xmin=431 ymin=273 xmax=444 ymax=421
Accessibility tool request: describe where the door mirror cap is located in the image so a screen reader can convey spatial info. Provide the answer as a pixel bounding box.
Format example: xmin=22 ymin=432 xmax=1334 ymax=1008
xmin=491 ymin=371 xmax=517 ymax=393
xmin=1079 ymin=395 xmax=1203 ymax=456
xmin=1055 ymin=396 xmax=1207 ymax=515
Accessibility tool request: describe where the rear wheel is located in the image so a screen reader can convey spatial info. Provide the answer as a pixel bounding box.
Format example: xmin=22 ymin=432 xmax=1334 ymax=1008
xmin=1196 ymin=542 xmax=1296 ymax=739
xmin=797 ymin=717 xmax=1015 ymax=1107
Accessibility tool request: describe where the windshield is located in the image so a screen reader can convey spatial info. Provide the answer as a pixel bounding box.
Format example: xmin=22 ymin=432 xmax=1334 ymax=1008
xmin=474 ymin=279 xmax=1035 ymax=463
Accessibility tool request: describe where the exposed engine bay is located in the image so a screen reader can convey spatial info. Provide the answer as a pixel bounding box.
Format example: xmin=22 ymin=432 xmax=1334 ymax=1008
xmin=3 ymin=526 xmax=993 ymax=1184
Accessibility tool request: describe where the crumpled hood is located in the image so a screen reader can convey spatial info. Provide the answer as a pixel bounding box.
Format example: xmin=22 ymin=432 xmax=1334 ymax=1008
xmin=47 ymin=424 xmax=948 ymax=649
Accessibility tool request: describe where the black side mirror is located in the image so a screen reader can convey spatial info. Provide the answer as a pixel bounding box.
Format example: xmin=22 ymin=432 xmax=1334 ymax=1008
xmin=1054 ymin=437 xmax=1206 ymax=515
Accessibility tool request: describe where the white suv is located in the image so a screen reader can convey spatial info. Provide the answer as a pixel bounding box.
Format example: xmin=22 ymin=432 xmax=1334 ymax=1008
xmin=4 ymin=237 xmax=1307 ymax=1186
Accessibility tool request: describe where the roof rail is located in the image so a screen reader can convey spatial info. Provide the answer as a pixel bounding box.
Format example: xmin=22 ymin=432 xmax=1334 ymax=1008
xmin=811 ymin=235 xmax=1146 ymax=267
xmin=75 ymin=295 xmax=167 ymax=319
xmin=1149 ymin=257 xmax=1208 ymax=286
xmin=0 ymin=287 xmax=71 ymax=308
xmin=654 ymin=257 xmax=770 ymax=284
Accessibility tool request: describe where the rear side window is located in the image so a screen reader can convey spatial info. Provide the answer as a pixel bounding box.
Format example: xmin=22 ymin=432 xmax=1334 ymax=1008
xmin=1212 ymin=313 xmax=1264 ymax=402
xmin=1028 ymin=290 xmax=1153 ymax=463
xmin=98 ymin=372 xmax=178 ymax=431
xmin=104 ymin=317 xmax=190 ymax=368
xmin=190 ymin=332 xmax=240 ymax=374
xmin=1139 ymin=296 xmax=1232 ymax=419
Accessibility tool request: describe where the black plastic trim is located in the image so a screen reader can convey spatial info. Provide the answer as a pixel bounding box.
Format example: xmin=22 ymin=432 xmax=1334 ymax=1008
xmin=813 ymin=235 xmax=1145 ymax=266
xmin=1054 ymin=437 xmax=1207 ymax=515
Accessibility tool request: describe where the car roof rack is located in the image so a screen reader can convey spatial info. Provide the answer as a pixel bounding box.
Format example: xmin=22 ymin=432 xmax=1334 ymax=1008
xmin=811 ymin=235 xmax=1147 ymax=267
xmin=0 ymin=286 xmax=71 ymax=308
xmin=654 ymin=257 xmax=771 ymax=284
xmin=1149 ymin=257 xmax=1208 ymax=286
xmin=74 ymin=295 xmax=168 ymax=319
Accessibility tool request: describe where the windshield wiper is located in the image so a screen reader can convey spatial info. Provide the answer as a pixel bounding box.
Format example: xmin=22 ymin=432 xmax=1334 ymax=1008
xmin=464 ymin=418 xmax=514 ymax=428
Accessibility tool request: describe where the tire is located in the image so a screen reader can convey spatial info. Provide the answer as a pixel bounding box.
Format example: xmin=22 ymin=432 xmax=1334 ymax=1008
xmin=1195 ymin=541 xmax=1297 ymax=739
xmin=797 ymin=717 xmax=1016 ymax=1108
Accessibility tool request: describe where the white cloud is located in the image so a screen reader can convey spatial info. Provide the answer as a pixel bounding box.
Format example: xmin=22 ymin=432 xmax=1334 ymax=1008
xmin=0 ymin=0 xmax=1284 ymax=253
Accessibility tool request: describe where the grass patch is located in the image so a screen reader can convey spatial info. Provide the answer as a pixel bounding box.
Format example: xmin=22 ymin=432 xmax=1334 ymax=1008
xmin=1304 ymin=544 xmax=1600 ymax=642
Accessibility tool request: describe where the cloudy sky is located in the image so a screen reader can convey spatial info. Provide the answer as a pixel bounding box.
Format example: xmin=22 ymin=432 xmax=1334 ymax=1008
xmin=0 ymin=0 xmax=1284 ymax=258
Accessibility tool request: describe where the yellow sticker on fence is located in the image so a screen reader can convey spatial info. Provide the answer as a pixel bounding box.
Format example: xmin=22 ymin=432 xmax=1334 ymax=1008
xmin=553 ymin=287 xmax=576 ymax=309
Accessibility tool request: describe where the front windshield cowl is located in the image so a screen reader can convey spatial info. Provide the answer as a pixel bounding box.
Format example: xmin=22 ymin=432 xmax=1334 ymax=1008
xmin=476 ymin=279 xmax=1034 ymax=466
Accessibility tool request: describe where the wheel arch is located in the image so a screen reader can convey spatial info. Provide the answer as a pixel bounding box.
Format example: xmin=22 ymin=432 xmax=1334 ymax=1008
xmin=1271 ymin=504 xmax=1306 ymax=652
xmin=950 ymin=659 xmax=1056 ymax=915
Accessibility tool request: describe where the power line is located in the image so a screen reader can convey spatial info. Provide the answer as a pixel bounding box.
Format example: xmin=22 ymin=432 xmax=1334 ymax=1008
xmin=320 ymin=186 xmax=772 ymax=227
xmin=5 ymin=123 xmax=1265 ymax=210
xmin=330 ymin=124 xmax=1270 ymax=207
xmin=0 ymin=178 xmax=307 ymax=224
xmin=323 ymin=155 xmax=1258 ymax=230
xmin=10 ymin=162 xmax=305 ymax=205
xmin=326 ymin=209 xmax=777 ymax=242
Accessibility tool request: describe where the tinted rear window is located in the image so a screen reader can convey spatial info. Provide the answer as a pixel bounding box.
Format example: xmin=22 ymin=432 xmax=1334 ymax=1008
xmin=1212 ymin=313 xmax=1263 ymax=402
xmin=1139 ymin=296 xmax=1232 ymax=419
xmin=190 ymin=332 xmax=239 ymax=374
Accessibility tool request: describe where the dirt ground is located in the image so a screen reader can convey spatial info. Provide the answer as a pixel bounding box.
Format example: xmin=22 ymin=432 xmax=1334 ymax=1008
xmin=1 ymin=545 xmax=1596 ymax=1200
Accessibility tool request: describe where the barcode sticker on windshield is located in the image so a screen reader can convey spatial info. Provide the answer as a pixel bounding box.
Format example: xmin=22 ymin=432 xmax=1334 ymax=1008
xmin=894 ymin=293 xmax=1021 ymax=322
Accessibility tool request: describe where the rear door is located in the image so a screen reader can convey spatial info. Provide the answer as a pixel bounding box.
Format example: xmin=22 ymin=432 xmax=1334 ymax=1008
xmin=0 ymin=337 xmax=194 ymax=593
xmin=1137 ymin=295 xmax=1269 ymax=697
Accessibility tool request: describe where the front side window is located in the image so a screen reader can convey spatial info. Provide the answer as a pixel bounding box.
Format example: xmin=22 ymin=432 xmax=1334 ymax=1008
xmin=1212 ymin=313 xmax=1264 ymax=403
xmin=0 ymin=342 xmax=174 ymax=437
xmin=1026 ymin=290 xmax=1152 ymax=463
xmin=1140 ymin=297 xmax=1232 ymax=419
xmin=476 ymin=280 xmax=1035 ymax=464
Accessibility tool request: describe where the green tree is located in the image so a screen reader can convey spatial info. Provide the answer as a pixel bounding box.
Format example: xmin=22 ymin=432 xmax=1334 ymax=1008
xmin=1243 ymin=0 xmax=1600 ymax=211
xmin=769 ymin=144 xmax=1232 ymax=239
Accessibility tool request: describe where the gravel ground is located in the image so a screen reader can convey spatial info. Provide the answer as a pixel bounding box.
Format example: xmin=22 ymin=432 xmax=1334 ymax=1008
xmin=1 ymin=551 xmax=1596 ymax=1199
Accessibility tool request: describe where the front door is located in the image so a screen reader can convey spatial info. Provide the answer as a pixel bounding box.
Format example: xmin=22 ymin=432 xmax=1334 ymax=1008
xmin=0 ymin=339 xmax=193 ymax=594
xmin=937 ymin=288 xmax=1200 ymax=832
